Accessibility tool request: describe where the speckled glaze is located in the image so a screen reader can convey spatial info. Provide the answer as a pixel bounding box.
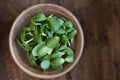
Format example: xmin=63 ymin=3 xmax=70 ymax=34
xmin=9 ymin=4 xmax=84 ymax=79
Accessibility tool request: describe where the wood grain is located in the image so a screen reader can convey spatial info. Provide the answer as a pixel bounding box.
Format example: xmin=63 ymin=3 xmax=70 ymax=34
xmin=0 ymin=0 xmax=120 ymax=80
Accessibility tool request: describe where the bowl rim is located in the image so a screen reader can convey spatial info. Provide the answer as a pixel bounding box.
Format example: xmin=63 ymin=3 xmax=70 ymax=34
xmin=9 ymin=3 xmax=84 ymax=79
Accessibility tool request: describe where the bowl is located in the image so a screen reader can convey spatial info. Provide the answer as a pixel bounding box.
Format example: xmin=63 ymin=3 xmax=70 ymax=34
xmin=9 ymin=4 xmax=84 ymax=79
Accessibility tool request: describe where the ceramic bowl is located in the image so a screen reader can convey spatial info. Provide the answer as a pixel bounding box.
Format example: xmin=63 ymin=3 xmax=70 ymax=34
xmin=9 ymin=4 xmax=84 ymax=79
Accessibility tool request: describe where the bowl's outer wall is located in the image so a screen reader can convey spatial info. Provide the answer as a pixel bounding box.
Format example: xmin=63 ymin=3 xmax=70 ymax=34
xmin=9 ymin=4 xmax=84 ymax=79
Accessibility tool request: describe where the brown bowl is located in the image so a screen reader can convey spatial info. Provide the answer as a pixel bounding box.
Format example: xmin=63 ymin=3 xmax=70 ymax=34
xmin=9 ymin=4 xmax=84 ymax=79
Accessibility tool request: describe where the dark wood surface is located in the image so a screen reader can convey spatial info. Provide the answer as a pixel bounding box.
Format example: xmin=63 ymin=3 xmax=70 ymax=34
xmin=0 ymin=0 xmax=120 ymax=80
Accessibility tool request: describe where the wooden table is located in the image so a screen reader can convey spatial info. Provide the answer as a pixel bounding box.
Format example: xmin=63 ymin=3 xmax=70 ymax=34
xmin=0 ymin=0 xmax=120 ymax=80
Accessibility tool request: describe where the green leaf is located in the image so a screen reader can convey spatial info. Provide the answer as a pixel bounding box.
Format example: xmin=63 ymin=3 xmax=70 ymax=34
xmin=32 ymin=25 xmax=39 ymax=43
xmin=17 ymin=39 xmax=29 ymax=52
xmin=47 ymin=36 xmax=60 ymax=48
xmin=40 ymin=55 xmax=50 ymax=61
xmin=28 ymin=41 xmax=36 ymax=47
xmin=57 ymin=18 xmax=64 ymax=26
xmin=64 ymin=21 xmax=73 ymax=28
xmin=68 ymin=29 xmax=77 ymax=39
xmin=19 ymin=31 xmax=33 ymax=51
xmin=70 ymin=38 xmax=74 ymax=44
xmin=36 ymin=34 xmax=42 ymax=43
xmin=45 ymin=30 xmax=53 ymax=38
xmin=53 ymin=43 xmax=60 ymax=52
xmin=65 ymin=28 xmax=74 ymax=33
xmin=60 ymin=17 xmax=67 ymax=22
xmin=38 ymin=46 xmax=49 ymax=58
xmin=61 ymin=35 xmax=68 ymax=44
xmin=47 ymin=14 xmax=53 ymax=19
xmin=66 ymin=47 xmax=74 ymax=56
xmin=51 ymin=52 xmax=65 ymax=59
xmin=35 ymin=13 xmax=46 ymax=22
xmin=32 ymin=42 xmax=46 ymax=56
xmin=51 ymin=58 xmax=64 ymax=65
xmin=22 ymin=27 xmax=31 ymax=32
xmin=58 ymin=45 xmax=67 ymax=51
xmin=23 ymin=44 xmax=33 ymax=51
xmin=20 ymin=31 xmax=26 ymax=43
xmin=31 ymin=16 xmax=41 ymax=25
xmin=38 ymin=25 xmax=46 ymax=37
xmin=27 ymin=53 xmax=37 ymax=66
xmin=65 ymin=56 xmax=74 ymax=62
xmin=55 ymin=28 xmax=65 ymax=34
xmin=20 ymin=31 xmax=33 ymax=44
xmin=30 ymin=23 xmax=35 ymax=30
xmin=42 ymin=23 xmax=49 ymax=27
xmin=47 ymin=17 xmax=60 ymax=31
xmin=40 ymin=60 xmax=50 ymax=70
xmin=51 ymin=64 xmax=63 ymax=71
xmin=48 ymin=48 xmax=53 ymax=55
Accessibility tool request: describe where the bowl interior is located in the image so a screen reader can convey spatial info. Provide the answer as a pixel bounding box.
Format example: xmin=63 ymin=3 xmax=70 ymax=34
xmin=10 ymin=4 xmax=83 ymax=78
